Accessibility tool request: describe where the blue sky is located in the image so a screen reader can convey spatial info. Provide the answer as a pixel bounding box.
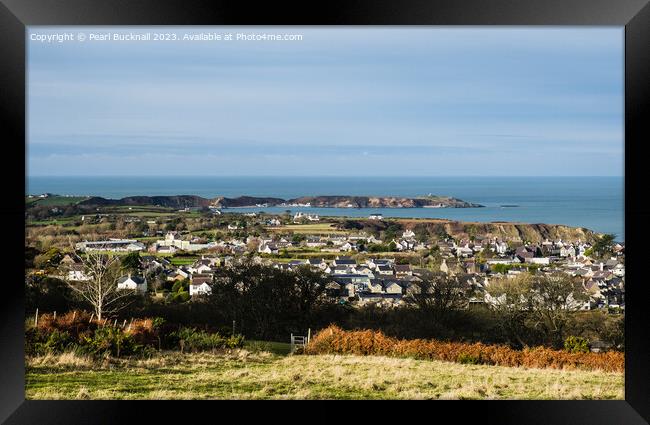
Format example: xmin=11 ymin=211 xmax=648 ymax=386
xmin=27 ymin=27 xmax=624 ymax=176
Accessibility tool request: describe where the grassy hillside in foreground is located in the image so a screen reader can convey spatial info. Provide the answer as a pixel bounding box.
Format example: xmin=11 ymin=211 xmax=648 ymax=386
xmin=26 ymin=350 xmax=623 ymax=400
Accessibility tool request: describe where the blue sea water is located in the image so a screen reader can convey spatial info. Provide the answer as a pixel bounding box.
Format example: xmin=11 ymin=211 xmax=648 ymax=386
xmin=27 ymin=176 xmax=624 ymax=240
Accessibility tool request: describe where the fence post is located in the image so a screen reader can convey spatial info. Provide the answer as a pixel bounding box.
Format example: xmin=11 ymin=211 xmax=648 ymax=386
xmin=34 ymin=308 xmax=38 ymax=327
xmin=122 ymin=319 xmax=127 ymax=328
xmin=72 ymin=311 xmax=76 ymax=322
xmin=307 ymin=328 xmax=311 ymax=345
xmin=53 ymin=311 xmax=56 ymax=321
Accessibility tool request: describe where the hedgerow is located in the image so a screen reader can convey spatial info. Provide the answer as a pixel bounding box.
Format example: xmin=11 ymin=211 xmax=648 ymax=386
xmin=304 ymin=326 xmax=624 ymax=372
xmin=26 ymin=310 xmax=244 ymax=358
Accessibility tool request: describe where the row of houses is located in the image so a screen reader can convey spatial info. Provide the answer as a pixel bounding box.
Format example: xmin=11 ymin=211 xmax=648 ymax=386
xmin=60 ymin=245 xmax=625 ymax=311
xmin=67 ymin=227 xmax=625 ymax=310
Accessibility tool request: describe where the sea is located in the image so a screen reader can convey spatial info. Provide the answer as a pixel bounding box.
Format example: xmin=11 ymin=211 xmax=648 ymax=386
xmin=27 ymin=176 xmax=624 ymax=240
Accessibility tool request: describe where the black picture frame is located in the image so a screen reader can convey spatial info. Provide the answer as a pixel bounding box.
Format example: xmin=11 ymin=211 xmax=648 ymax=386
xmin=1 ymin=0 xmax=648 ymax=423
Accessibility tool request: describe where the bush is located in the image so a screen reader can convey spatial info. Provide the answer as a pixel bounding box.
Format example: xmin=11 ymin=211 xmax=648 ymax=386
xmin=27 ymin=329 xmax=74 ymax=356
xmin=26 ymin=323 xmax=151 ymax=358
xmin=457 ymin=353 xmax=481 ymax=365
xmin=305 ymin=326 xmax=623 ymax=372
xmin=26 ymin=311 xmax=163 ymax=358
xmin=226 ymin=334 xmax=246 ymax=349
xmin=43 ymin=329 xmax=72 ymax=353
xmin=78 ymin=326 xmax=145 ymax=357
xmin=167 ymin=327 xmax=244 ymax=352
xmin=171 ymin=279 xmax=189 ymax=293
xmin=169 ymin=291 xmax=190 ymax=303
xmin=564 ymin=336 xmax=590 ymax=354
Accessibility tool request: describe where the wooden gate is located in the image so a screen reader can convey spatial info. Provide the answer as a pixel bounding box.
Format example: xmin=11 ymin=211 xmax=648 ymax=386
xmin=290 ymin=329 xmax=311 ymax=353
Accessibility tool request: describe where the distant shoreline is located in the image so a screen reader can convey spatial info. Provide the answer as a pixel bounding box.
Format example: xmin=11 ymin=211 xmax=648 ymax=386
xmin=27 ymin=194 xmax=485 ymax=209
xmin=24 ymin=176 xmax=624 ymax=238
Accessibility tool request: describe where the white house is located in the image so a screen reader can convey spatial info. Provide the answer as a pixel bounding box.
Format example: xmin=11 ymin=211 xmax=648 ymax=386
xmin=376 ymin=265 xmax=394 ymax=275
xmin=455 ymin=245 xmax=474 ymax=258
xmin=189 ymin=263 xmax=213 ymax=274
xmin=366 ymin=235 xmax=382 ymax=245
xmin=189 ymin=282 xmax=212 ymax=297
xmin=560 ymin=245 xmax=576 ymax=258
xmin=402 ymin=229 xmax=416 ymax=239
xmin=355 ymin=267 xmax=375 ymax=277
xmin=394 ymin=239 xmax=416 ymax=251
xmin=613 ymin=263 xmax=625 ymax=277
xmin=258 ymin=242 xmax=279 ymax=255
xmin=117 ymin=274 xmax=147 ymax=293
xmin=308 ymin=258 xmax=328 ymax=270
xmin=383 ymin=281 xmax=403 ymax=294
xmin=524 ymin=257 xmax=551 ymax=265
xmin=493 ymin=241 xmax=509 ymax=255
xmin=340 ymin=242 xmax=358 ymax=252
xmin=366 ymin=258 xmax=393 ymax=269
xmin=367 ymin=280 xmax=383 ymax=293
xmin=67 ymin=264 xmax=91 ymax=281
xmin=368 ymin=214 xmax=383 ymax=220
xmin=293 ymin=212 xmax=320 ymax=222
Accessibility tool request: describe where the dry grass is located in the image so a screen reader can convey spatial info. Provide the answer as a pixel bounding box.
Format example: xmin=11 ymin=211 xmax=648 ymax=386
xmin=26 ymin=350 xmax=623 ymax=400
xmin=306 ymin=326 xmax=625 ymax=373
xmin=28 ymin=352 xmax=97 ymax=369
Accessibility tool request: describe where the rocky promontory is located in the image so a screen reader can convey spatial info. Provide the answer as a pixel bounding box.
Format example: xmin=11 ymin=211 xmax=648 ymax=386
xmin=75 ymin=194 xmax=484 ymax=209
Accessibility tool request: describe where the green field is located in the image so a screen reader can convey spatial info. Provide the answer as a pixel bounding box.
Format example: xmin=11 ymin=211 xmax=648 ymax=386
xmin=169 ymin=256 xmax=199 ymax=266
xmin=244 ymin=340 xmax=292 ymax=356
xmin=113 ymin=206 xmax=172 ymax=212
xmin=26 ymin=196 xmax=90 ymax=206
xmin=27 ymin=217 xmax=78 ymax=226
xmin=267 ymin=223 xmax=347 ymax=235
xmin=26 ymin=349 xmax=623 ymax=400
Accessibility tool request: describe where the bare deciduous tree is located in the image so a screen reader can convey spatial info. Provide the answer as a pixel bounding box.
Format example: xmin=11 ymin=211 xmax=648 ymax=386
xmin=65 ymin=247 xmax=135 ymax=320
xmin=486 ymin=274 xmax=534 ymax=348
xmin=404 ymin=271 xmax=471 ymax=322
xmin=528 ymin=272 xmax=589 ymax=348
xmin=486 ymin=272 xmax=589 ymax=349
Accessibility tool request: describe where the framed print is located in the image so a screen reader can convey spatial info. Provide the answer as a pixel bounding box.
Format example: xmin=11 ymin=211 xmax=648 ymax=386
xmin=1 ymin=0 xmax=649 ymax=423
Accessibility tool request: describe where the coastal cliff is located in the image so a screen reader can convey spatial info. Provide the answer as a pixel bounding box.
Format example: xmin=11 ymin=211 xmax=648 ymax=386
xmin=433 ymin=221 xmax=600 ymax=244
xmin=283 ymin=195 xmax=482 ymax=208
xmin=341 ymin=219 xmax=600 ymax=244
xmin=78 ymin=194 xmax=484 ymax=209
